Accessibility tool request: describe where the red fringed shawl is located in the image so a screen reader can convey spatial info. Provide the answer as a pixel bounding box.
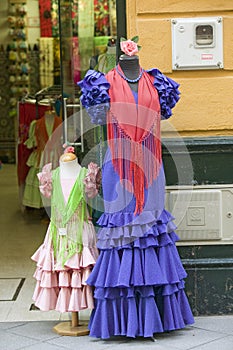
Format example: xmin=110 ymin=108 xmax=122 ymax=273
xmin=105 ymin=66 xmax=161 ymax=214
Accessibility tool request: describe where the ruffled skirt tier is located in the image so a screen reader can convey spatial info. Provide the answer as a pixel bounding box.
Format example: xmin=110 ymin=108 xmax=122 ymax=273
xmin=87 ymin=209 xmax=194 ymax=338
xmin=31 ymin=222 xmax=99 ymax=313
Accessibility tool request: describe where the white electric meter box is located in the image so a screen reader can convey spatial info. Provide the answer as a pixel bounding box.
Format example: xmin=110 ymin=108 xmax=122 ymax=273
xmin=166 ymin=185 xmax=233 ymax=243
xmin=168 ymin=189 xmax=222 ymax=241
xmin=171 ymin=17 xmax=223 ymax=70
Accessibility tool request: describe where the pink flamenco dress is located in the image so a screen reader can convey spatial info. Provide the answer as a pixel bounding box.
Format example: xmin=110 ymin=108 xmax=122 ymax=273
xmin=31 ymin=163 xmax=99 ymax=313
xmin=77 ymin=66 xmax=194 ymax=338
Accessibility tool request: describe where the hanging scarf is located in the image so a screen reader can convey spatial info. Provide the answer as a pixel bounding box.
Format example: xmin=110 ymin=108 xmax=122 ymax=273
xmin=50 ymin=167 xmax=88 ymax=267
xmin=105 ymin=65 xmax=161 ymax=214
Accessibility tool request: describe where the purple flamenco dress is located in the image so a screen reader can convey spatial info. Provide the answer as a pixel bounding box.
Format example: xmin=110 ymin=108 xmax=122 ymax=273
xmin=78 ymin=66 xmax=194 ymax=339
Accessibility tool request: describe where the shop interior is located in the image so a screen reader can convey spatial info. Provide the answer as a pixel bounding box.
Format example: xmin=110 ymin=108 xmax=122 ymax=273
xmin=0 ymin=0 xmax=118 ymax=322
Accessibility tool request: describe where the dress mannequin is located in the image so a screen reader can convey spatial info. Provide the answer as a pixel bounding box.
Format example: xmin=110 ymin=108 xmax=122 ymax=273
xmin=54 ymin=153 xmax=93 ymax=336
xmin=77 ymin=48 xmax=194 ymax=339
xmin=32 ymin=150 xmax=99 ymax=337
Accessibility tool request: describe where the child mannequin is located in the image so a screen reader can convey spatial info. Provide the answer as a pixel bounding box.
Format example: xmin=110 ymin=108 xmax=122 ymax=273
xmin=31 ymin=147 xmax=99 ymax=334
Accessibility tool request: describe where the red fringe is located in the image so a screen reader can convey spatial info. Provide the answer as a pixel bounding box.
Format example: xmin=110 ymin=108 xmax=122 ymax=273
xmin=107 ymin=114 xmax=161 ymax=215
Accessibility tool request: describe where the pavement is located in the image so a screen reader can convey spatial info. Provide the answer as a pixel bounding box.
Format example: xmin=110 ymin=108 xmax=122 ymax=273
xmin=1 ymin=315 xmax=233 ymax=350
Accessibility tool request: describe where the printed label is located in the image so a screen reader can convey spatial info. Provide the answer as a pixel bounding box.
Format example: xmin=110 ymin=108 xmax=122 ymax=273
xmin=58 ymin=228 xmax=67 ymax=236
xmin=201 ymin=54 xmax=213 ymax=60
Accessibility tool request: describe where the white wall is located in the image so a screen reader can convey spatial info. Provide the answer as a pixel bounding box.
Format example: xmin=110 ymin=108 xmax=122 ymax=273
xmin=0 ymin=0 xmax=41 ymax=46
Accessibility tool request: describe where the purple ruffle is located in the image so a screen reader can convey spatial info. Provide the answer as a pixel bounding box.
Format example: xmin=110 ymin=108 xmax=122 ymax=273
xmin=77 ymin=69 xmax=110 ymax=125
xmin=88 ymin=289 xmax=194 ymax=338
xmin=147 ymin=68 xmax=180 ymax=119
xmin=96 ymin=209 xmax=178 ymax=249
xmin=86 ymin=243 xmax=194 ymax=338
xmin=78 ymin=69 xmax=110 ymax=91
xmin=86 ymin=206 xmax=194 ymax=338
xmin=93 ymin=283 xmax=186 ymax=300
xmin=97 ymin=208 xmax=168 ymax=227
xmin=87 ymin=245 xmax=187 ymax=289
xmin=88 ymin=296 xmax=165 ymax=338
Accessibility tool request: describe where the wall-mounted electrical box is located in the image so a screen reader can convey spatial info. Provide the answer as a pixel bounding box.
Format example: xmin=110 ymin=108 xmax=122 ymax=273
xmin=165 ymin=185 xmax=233 ymax=243
xmin=168 ymin=189 xmax=222 ymax=241
xmin=171 ymin=17 xmax=224 ymax=70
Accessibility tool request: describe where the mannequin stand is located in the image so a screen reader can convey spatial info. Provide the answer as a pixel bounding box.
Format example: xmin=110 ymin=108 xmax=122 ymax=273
xmin=53 ymin=312 xmax=89 ymax=336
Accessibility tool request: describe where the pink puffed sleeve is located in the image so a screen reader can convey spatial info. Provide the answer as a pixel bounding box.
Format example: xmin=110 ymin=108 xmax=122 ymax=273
xmin=37 ymin=163 xmax=52 ymax=198
xmin=83 ymin=162 xmax=101 ymax=199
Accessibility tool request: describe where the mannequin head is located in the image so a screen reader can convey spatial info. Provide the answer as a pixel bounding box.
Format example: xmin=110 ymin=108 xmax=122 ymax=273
xmin=60 ymin=152 xmax=77 ymax=162
xmin=60 ymin=145 xmax=77 ymax=162
xmin=108 ymin=37 xmax=116 ymax=47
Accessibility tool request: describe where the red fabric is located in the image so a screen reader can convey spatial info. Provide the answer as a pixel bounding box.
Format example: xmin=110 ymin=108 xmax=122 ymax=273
xmin=94 ymin=0 xmax=110 ymax=35
xmin=39 ymin=0 xmax=52 ymax=37
xmin=105 ymin=66 xmax=161 ymax=214
xmin=72 ymin=37 xmax=81 ymax=84
xmin=34 ymin=115 xmax=62 ymax=166
xmin=17 ymin=103 xmax=49 ymax=186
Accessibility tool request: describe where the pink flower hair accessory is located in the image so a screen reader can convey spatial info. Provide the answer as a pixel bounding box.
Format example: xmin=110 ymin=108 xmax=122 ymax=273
xmin=63 ymin=143 xmax=75 ymax=154
xmin=120 ymin=36 xmax=141 ymax=56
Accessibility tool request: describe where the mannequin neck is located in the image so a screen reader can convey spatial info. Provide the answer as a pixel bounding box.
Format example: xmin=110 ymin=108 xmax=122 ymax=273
xmin=118 ymin=54 xmax=140 ymax=92
xmin=59 ymin=158 xmax=81 ymax=180
xmin=44 ymin=109 xmax=56 ymax=118
xmin=119 ymin=54 xmax=140 ymax=80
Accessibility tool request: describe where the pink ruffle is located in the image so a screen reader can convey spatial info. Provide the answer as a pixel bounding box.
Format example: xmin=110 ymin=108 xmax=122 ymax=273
xmin=40 ymin=271 xmax=58 ymax=288
xmin=35 ymin=287 xmax=59 ymax=311
xmin=31 ymin=224 xmax=98 ymax=313
xmin=64 ymin=253 xmax=81 ymax=270
xmin=83 ymin=162 xmax=101 ymax=198
xmin=68 ymin=288 xmax=83 ymax=311
xmin=37 ymin=163 xmax=52 ymax=198
xmin=56 ymin=287 xmax=71 ymax=313
xmin=80 ymin=246 xmax=98 ymax=268
xmin=71 ymin=270 xmax=82 ymax=288
xmin=80 ymin=285 xmax=94 ymax=309
xmin=32 ymin=267 xmax=97 ymax=312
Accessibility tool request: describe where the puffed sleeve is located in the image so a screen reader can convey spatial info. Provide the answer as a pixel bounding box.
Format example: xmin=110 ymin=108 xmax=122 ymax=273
xmin=77 ymin=69 xmax=110 ymax=125
xmin=147 ymin=68 xmax=180 ymax=120
xmin=37 ymin=163 xmax=52 ymax=198
xmin=83 ymin=162 xmax=101 ymax=199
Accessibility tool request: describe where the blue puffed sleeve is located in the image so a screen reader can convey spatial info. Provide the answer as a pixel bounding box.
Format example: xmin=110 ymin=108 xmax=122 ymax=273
xmin=77 ymin=70 xmax=110 ymax=125
xmin=147 ymin=68 xmax=180 ymax=120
